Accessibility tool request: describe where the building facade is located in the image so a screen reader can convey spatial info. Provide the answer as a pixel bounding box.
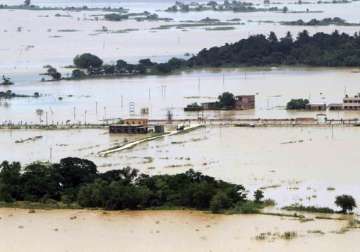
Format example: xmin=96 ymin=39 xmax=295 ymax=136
xmin=235 ymin=95 xmax=255 ymax=110
xmin=343 ymin=94 xmax=360 ymax=110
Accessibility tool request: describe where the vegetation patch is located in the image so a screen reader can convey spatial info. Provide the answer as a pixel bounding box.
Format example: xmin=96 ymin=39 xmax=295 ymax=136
xmin=0 ymin=158 xmax=262 ymax=213
xmin=280 ymin=17 xmax=360 ymax=26
xmin=283 ymin=204 xmax=335 ymax=214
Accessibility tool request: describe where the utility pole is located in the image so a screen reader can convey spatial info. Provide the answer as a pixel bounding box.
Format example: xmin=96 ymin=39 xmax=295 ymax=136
xmin=197 ymin=77 xmax=201 ymax=95
xmin=73 ymin=107 xmax=76 ymax=121
xmin=222 ymin=73 xmax=225 ymax=90
xmin=49 ymin=146 xmax=53 ymax=162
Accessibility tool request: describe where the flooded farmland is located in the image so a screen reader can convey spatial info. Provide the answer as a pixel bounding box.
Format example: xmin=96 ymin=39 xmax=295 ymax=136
xmin=1 ymin=0 xmax=360 ymax=251
xmin=1 ymin=125 xmax=360 ymax=213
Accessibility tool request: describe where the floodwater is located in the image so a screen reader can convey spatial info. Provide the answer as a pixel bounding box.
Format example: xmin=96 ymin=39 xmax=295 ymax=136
xmin=1 ymin=1 xmax=360 ymax=250
xmin=2 ymin=67 xmax=360 ymax=123
xmin=1 ymin=0 xmax=360 ymax=123
xmin=0 ymin=208 xmax=358 ymax=252
xmin=1 ymin=125 xmax=360 ymax=212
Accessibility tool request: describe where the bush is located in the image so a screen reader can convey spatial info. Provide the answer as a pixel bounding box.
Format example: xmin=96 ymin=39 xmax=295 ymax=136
xmin=210 ymin=192 xmax=232 ymax=213
xmin=71 ymin=69 xmax=86 ymax=79
xmin=233 ymin=201 xmax=262 ymax=214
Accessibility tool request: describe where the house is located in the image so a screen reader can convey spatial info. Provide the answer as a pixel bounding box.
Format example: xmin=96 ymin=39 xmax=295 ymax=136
xmin=234 ymin=95 xmax=255 ymax=110
xmin=123 ymin=118 xmax=148 ymax=125
xmin=343 ymin=94 xmax=360 ymax=110
xmin=109 ymin=118 xmax=149 ymax=134
xmin=201 ymin=102 xmax=219 ymax=110
xmin=109 ymin=125 xmax=148 ymax=134
xmin=328 ymin=103 xmax=343 ymax=111
xmin=305 ymin=104 xmax=326 ymax=111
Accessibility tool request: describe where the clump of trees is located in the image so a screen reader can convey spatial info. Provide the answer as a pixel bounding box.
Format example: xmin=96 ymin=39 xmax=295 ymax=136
xmin=189 ymin=30 xmax=360 ymax=67
xmin=286 ymin=98 xmax=309 ymax=110
xmin=0 ymin=157 xmax=258 ymax=213
xmin=43 ymin=65 xmax=62 ymax=80
xmin=0 ymin=75 xmax=14 ymax=86
xmin=335 ymin=195 xmax=357 ymax=213
xmin=218 ymin=92 xmax=236 ymax=108
xmin=104 ymin=13 xmax=129 ymax=21
xmin=73 ymin=53 xmax=103 ymax=69
xmin=57 ymin=30 xmax=360 ymax=82
xmin=69 ymin=54 xmax=187 ymax=80
xmin=281 ymin=17 xmax=357 ymax=26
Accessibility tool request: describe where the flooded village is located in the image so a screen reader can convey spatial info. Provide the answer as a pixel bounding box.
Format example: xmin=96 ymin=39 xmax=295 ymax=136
xmin=1 ymin=0 xmax=360 ymax=251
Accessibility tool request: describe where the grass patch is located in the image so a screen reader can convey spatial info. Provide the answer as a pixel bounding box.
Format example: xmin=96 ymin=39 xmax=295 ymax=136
xmin=283 ymin=204 xmax=335 ymax=214
xmin=281 ymin=231 xmax=297 ymax=240
xmin=227 ymin=200 xmax=274 ymax=214
xmin=0 ymin=201 xmax=80 ymax=210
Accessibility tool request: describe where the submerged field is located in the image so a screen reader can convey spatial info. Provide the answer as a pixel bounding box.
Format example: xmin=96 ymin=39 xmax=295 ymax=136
xmin=1 ymin=0 xmax=360 ymax=250
xmin=1 ymin=125 xmax=360 ymax=212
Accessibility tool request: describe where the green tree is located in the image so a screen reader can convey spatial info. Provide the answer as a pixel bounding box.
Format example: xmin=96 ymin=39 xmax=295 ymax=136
xmin=53 ymin=157 xmax=98 ymax=190
xmin=155 ymin=63 xmax=173 ymax=74
xmin=73 ymin=53 xmax=103 ymax=69
xmin=71 ymin=69 xmax=86 ymax=79
xmin=286 ymin=98 xmax=309 ymax=110
xmin=254 ymin=190 xmax=264 ymax=203
xmin=21 ymin=162 xmax=60 ymax=201
xmin=44 ymin=65 xmax=62 ymax=80
xmin=335 ymin=195 xmax=356 ymax=213
xmin=218 ymin=92 xmax=236 ymax=108
xmin=0 ymin=161 xmax=22 ymax=202
xmin=210 ymin=192 xmax=231 ymax=213
xmin=116 ymin=59 xmax=128 ymax=70
xmin=138 ymin=58 xmax=154 ymax=67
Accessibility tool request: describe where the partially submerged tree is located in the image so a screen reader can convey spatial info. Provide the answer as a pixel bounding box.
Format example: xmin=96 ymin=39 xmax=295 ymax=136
xmin=73 ymin=53 xmax=103 ymax=69
xmin=43 ymin=65 xmax=62 ymax=80
xmin=286 ymin=98 xmax=309 ymax=110
xmin=71 ymin=69 xmax=86 ymax=79
xmin=218 ymin=92 xmax=236 ymax=108
xmin=254 ymin=190 xmax=264 ymax=203
xmin=335 ymin=195 xmax=356 ymax=214
xmin=0 ymin=75 xmax=14 ymax=86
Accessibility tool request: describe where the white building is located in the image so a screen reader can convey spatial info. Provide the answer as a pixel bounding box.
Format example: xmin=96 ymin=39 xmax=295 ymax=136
xmin=343 ymin=94 xmax=360 ymax=110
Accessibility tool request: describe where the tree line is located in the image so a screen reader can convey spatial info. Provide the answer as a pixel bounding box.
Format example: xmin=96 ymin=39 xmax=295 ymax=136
xmin=0 ymin=157 xmax=262 ymax=213
xmin=0 ymin=157 xmax=356 ymax=214
xmin=65 ymin=30 xmax=360 ymax=81
xmin=189 ymin=30 xmax=360 ymax=67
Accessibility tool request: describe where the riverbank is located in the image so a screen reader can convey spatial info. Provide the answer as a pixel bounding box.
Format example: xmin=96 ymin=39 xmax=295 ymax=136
xmin=0 ymin=208 xmax=358 ymax=252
